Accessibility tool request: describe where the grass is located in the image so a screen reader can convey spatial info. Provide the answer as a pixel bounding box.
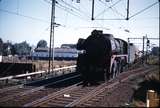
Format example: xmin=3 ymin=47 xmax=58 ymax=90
xmin=130 ymin=69 xmax=160 ymax=107
xmin=146 ymin=55 xmax=159 ymax=65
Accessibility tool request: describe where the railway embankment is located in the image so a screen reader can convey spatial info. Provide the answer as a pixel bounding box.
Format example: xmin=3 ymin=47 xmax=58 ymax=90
xmin=94 ymin=64 xmax=159 ymax=107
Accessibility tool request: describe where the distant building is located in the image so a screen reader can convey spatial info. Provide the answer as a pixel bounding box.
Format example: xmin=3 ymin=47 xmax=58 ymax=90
xmin=61 ymin=44 xmax=76 ymax=49
xmin=31 ymin=44 xmax=78 ymax=60
xmin=54 ymin=48 xmax=78 ymax=60
xmin=0 ymin=55 xmax=2 ymax=62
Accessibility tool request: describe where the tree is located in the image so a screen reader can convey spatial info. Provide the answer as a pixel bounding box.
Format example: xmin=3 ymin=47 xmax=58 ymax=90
xmin=2 ymin=41 xmax=12 ymax=56
xmin=37 ymin=40 xmax=48 ymax=48
xmin=14 ymin=41 xmax=31 ymax=56
xmin=151 ymin=47 xmax=159 ymax=56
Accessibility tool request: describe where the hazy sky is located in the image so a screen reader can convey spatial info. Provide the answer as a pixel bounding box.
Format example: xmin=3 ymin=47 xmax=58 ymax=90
xmin=0 ymin=0 xmax=159 ymax=49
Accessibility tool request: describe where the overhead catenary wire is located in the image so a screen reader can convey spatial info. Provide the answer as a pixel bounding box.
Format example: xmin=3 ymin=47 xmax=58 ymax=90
xmin=96 ymin=0 xmax=124 ymax=19
xmin=56 ymin=4 xmax=89 ymax=21
xmin=57 ymin=0 xmax=91 ymax=18
xmin=101 ymin=0 xmax=125 ymax=18
xmin=109 ymin=6 xmax=126 ymax=17
xmin=95 ymin=0 xmax=122 ymax=18
xmin=0 ymin=8 xmax=50 ymax=23
xmin=129 ymin=1 xmax=159 ymax=19
xmin=44 ymin=0 xmax=104 ymax=30
xmin=55 ymin=2 xmax=91 ymax=21
xmin=44 ymin=0 xmax=90 ymax=21
xmin=49 ymin=0 xmax=107 ymax=30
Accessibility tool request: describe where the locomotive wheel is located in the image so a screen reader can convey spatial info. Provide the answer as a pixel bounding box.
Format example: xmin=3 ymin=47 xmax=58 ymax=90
xmin=111 ymin=60 xmax=117 ymax=79
xmin=116 ymin=60 xmax=121 ymax=76
xmin=120 ymin=60 xmax=126 ymax=73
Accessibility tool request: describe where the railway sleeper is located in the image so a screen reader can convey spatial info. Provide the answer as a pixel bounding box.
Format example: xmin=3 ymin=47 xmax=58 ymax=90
xmin=96 ymin=93 xmax=105 ymax=97
xmin=57 ymin=97 xmax=76 ymax=102
xmin=90 ymin=98 xmax=102 ymax=102
xmin=84 ymin=100 xmax=99 ymax=105
xmin=46 ymin=102 xmax=66 ymax=107
xmin=71 ymin=93 xmax=85 ymax=96
xmin=75 ymin=89 xmax=91 ymax=92
xmin=52 ymin=99 xmax=70 ymax=104
xmin=79 ymin=87 xmax=95 ymax=91
xmin=72 ymin=91 xmax=89 ymax=94
xmin=71 ymin=92 xmax=86 ymax=96
xmin=81 ymin=103 xmax=93 ymax=106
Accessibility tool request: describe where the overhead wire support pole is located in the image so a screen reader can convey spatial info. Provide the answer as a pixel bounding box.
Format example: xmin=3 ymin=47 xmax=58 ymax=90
xmin=128 ymin=38 xmax=130 ymax=63
xmin=48 ymin=0 xmax=55 ymax=74
xmin=51 ymin=0 xmax=56 ymax=73
xmin=91 ymin=0 xmax=95 ymax=20
xmin=142 ymin=36 xmax=145 ymax=64
xmin=126 ymin=0 xmax=129 ymax=20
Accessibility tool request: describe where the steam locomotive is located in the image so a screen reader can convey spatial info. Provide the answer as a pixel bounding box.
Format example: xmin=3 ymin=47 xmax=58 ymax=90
xmin=76 ymin=30 xmax=138 ymax=86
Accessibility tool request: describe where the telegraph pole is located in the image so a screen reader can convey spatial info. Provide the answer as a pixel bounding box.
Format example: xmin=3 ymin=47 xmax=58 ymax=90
xmin=48 ymin=0 xmax=55 ymax=73
xmin=126 ymin=0 xmax=129 ymax=20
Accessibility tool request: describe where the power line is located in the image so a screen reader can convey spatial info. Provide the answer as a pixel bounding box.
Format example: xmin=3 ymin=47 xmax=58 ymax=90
xmin=57 ymin=0 xmax=91 ymax=18
xmin=75 ymin=26 xmax=110 ymax=30
xmin=110 ymin=6 xmax=125 ymax=17
xmin=56 ymin=1 xmax=90 ymax=20
xmin=129 ymin=1 xmax=159 ymax=19
xmin=105 ymin=0 xmax=125 ymax=18
xmin=44 ymin=0 xmax=90 ymax=21
xmin=96 ymin=0 xmax=124 ymax=18
xmin=95 ymin=0 xmax=121 ymax=18
xmin=55 ymin=2 xmax=90 ymax=21
xmin=0 ymin=8 xmax=50 ymax=23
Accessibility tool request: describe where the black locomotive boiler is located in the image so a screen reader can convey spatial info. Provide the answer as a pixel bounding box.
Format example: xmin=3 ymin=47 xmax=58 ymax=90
xmin=76 ymin=30 xmax=130 ymax=86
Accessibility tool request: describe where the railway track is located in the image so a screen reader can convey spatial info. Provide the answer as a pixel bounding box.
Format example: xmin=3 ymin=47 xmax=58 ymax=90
xmin=23 ymin=65 xmax=157 ymax=107
xmin=0 ymin=72 xmax=81 ymax=107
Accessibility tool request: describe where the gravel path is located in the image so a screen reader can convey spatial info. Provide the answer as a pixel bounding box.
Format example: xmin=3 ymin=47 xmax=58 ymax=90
xmin=96 ymin=82 xmax=135 ymax=107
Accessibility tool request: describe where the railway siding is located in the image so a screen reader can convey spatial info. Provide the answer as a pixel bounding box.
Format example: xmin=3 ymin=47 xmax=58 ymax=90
xmin=23 ymin=65 xmax=156 ymax=107
xmin=0 ymin=64 xmax=157 ymax=107
xmin=0 ymin=71 xmax=81 ymax=107
xmin=76 ymin=66 xmax=158 ymax=107
xmin=23 ymin=83 xmax=80 ymax=107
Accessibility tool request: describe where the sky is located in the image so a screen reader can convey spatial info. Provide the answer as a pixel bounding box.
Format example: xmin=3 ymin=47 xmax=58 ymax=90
xmin=0 ymin=0 xmax=159 ymax=50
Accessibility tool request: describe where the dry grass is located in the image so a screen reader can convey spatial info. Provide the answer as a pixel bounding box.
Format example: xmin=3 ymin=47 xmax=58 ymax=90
xmin=32 ymin=60 xmax=76 ymax=71
xmin=147 ymin=55 xmax=159 ymax=65
xmin=2 ymin=56 xmax=77 ymax=71
xmin=131 ymin=67 xmax=160 ymax=107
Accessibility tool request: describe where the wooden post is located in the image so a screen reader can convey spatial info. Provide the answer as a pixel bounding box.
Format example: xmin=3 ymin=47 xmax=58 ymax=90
xmin=147 ymin=90 xmax=159 ymax=107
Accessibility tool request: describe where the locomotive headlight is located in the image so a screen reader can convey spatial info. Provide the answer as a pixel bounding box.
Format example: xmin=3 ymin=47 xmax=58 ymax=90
xmin=78 ymin=50 xmax=86 ymax=54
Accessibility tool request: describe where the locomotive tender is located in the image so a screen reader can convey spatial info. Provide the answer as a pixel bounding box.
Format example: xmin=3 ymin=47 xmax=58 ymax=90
xmin=76 ymin=30 xmax=137 ymax=85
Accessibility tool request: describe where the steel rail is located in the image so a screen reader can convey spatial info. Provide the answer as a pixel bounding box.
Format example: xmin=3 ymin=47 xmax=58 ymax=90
xmin=23 ymin=67 xmax=146 ymax=107
xmin=23 ymin=82 xmax=81 ymax=107
xmin=65 ymin=67 xmax=157 ymax=107
xmin=0 ymin=73 xmax=81 ymax=103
